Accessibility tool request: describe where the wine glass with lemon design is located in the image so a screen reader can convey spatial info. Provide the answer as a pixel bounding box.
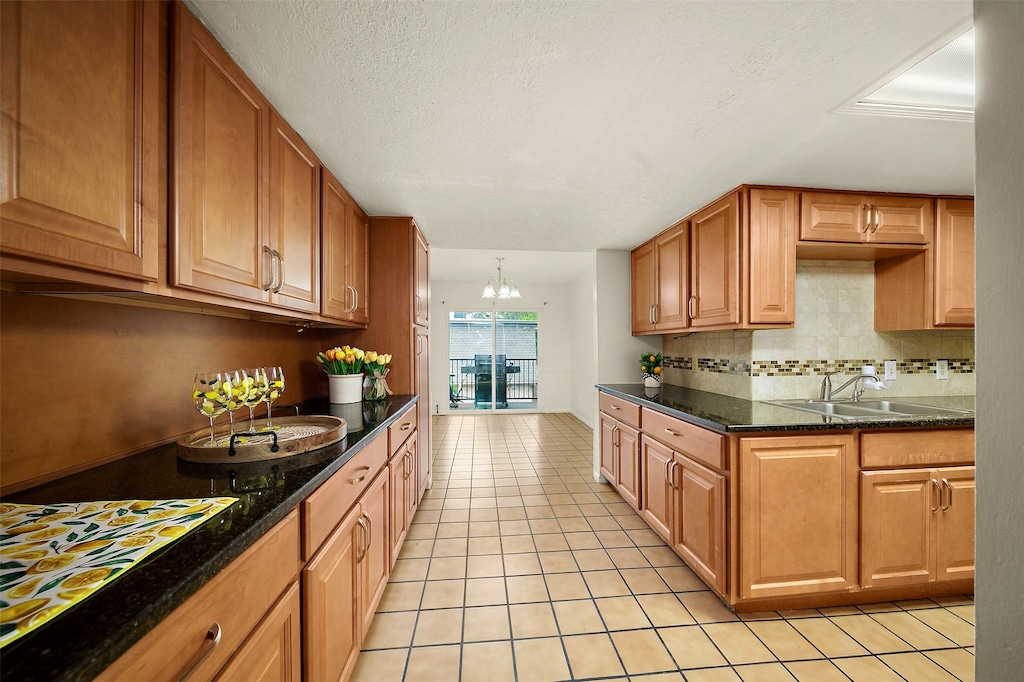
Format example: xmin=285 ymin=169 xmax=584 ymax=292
xmin=262 ymin=366 xmax=285 ymax=430
xmin=193 ymin=372 xmax=229 ymax=445
xmin=241 ymin=368 xmax=268 ymax=431
xmin=222 ymin=370 xmax=245 ymax=435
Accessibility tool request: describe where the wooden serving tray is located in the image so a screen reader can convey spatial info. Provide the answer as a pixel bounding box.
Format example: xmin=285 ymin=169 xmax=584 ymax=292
xmin=177 ymin=415 xmax=347 ymax=464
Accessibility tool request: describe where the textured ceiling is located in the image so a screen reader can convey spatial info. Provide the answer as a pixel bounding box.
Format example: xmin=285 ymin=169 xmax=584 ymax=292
xmin=187 ymin=0 xmax=973 ymax=252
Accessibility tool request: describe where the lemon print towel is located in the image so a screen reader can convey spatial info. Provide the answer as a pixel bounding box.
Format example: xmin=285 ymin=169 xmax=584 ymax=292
xmin=0 ymin=497 xmax=236 ymax=647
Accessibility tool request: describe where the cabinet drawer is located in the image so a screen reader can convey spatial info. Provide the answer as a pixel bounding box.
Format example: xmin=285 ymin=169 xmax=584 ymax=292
xmin=303 ymin=435 xmax=388 ymax=560
xmin=97 ymin=510 xmax=301 ymax=682
xmin=389 ymin=404 xmax=417 ymax=456
xmin=642 ymin=408 xmax=724 ymax=470
xmin=861 ymin=429 xmax=975 ymax=469
xmin=600 ymin=392 xmax=641 ymax=429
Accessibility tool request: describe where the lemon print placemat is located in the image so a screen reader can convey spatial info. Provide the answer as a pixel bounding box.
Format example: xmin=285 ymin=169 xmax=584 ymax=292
xmin=0 ymin=497 xmax=236 ymax=647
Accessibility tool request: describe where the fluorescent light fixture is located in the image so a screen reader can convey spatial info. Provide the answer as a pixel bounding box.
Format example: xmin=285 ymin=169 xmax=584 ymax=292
xmin=838 ymin=25 xmax=974 ymax=121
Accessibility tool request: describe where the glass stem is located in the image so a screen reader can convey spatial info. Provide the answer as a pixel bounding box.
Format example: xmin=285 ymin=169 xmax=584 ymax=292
xmin=208 ymin=417 xmax=216 ymax=445
xmin=248 ymin=407 xmax=256 ymax=432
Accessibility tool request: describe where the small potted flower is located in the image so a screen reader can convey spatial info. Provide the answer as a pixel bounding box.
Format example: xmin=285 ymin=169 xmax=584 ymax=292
xmin=639 ymin=352 xmax=663 ymax=388
xmin=362 ymin=351 xmax=393 ymax=401
xmin=318 ymin=346 xmax=366 ymax=403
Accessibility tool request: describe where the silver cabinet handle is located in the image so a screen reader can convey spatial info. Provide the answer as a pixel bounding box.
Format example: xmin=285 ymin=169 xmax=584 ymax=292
xmin=263 ymin=246 xmax=276 ymax=291
xmin=653 ymin=304 xmax=659 ymax=324
xmin=871 ymin=205 xmax=881 ymax=233
xmin=404 ymin=450 xmax=413 ymax=479
xmin=941 ymin=478 xmax=952 ymax=511
xmin=688 ymin=296 xmax=697 ymax=319
xmin=664 ymin=428 xmax=680 ymax=437
xmin=664 ymin=456 xmax=672 ymax=485
xmin=345 ymin=284 xmax=357 ymax=313
xmin=861 ymin=204 xmax=872 ymax=233
xmin=610 ymin=404 xmax=620 ymax=410
xmin=349 ymin=465 xmax=371 ymax=485
xmin=670 ymin=461 xmax=680 ymax=490
xmin=273 ymin=250 xmax=285 ymax=293
xmin=363 ymin=511 xmax=373 ymax=554
xmin=178 ymin=622 xmax=222 ymax=682
xmin=612 ymin=425 xmax=619 ymax=451
xmin=355 ymin=516 xmax=368 ymax=562
xmin=353 ymin=286 xmax=359 ymax=313
xmin=400 ymin=422 xmax=412 ymax=431
xmin=931 ymin=479 xmax=941 ymax=513
xmin=648 ymin=305 xmax=654 ymax=325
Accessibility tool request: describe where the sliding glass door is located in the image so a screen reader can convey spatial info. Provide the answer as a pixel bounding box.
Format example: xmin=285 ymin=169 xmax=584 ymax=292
xmin=448 ymin=311 xmax=537 ymax=411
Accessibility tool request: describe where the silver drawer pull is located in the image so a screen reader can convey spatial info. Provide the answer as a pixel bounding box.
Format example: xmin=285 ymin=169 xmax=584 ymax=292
xmin=941 ymin=478 xmax=952 ymax=511
xmin=350 ymin=465 xmax=372 ymax=484
xmin=931 ymin=479 xmax=941 ymax=513
xmin=664 ymin=428 xmax=680 ymax=437
xmin=610 ymin=404 xmax=620 ymax=410
xmin=401 ymin=422 xmax=412 ymax=431
xmin=179 ymin=622 xmax=221 ymax=682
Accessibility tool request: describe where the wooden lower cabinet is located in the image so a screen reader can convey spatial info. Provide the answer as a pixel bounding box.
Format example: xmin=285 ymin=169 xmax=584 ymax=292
xmin=672 ymin=454 xmax=726 ymax=594
xmin=861 ymin=465 xmax=975 ymax=588
xmin=303 ymin=468 xmax=390 ymax=682
xmin=389 ymin=437 xmax=415 ymax=566
xmin=641 ymin=437 xmax=674 ymax=543
xmin=599 ymin=411 xmax=640 ymax=510
xmin=738 ymin=434 xmax=859 ymax=600
xmin=215 ymin=582 xmax=302 ymax=682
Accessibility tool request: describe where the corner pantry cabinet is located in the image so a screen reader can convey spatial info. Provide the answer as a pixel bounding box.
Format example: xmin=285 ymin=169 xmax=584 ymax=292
xmin=0 ymin=0 xmax=162 ymax=284
xmin=171 ymin=5 xmax=321 ymax=314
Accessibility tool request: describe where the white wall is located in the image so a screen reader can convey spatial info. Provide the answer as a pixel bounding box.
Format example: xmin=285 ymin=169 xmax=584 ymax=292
xmin=568 ymin=255 xmax=597 ymax=426
xmin=428 ymin=280 xmax=574 ymax=415
xmin=975 ymin=1 xmax=1024 ymax=677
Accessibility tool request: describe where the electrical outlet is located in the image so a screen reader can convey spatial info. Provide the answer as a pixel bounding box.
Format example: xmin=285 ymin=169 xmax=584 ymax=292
xmin=936 ymin=360 xmax=949 ymax=380
xmin=884 ymin=360 xmax=897 ymax=381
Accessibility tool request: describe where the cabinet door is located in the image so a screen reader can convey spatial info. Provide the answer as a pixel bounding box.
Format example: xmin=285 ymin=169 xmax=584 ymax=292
xmin=414 ymin=224 xmax=429 ymax=327
xmin=599 ymin=413 xmax=618 ymax=485
xmin=673 ymin=454 xmax=726 ymax=595
xmin=359 ymin=470 xmax=390 ymax=636
xmin=215 ymin=582 xmax=301 ymax=682
xmin=860 ymin=469 xmax=936 ymax=588
xmin=389 ymin=449 xmax=409 ymax=567
xmin=738 ymin=434 xmax=858 ymax=599
xmin=348 ymin=204 xmax=370 ymax=325
xmin=799 ymin=192 xmax=868 ymax=242
xmin=868 ymin=196 xmax=930 ymax=244
xmin=303 ymin=506 xmax=360 ymax=682
xmin=631 ymin=242 xmax=657 ymax=334
xmin=690 ymin=191 xmax=740 ymax=328
xmin=172 ymin=4 xmax=270 ymax=303
xmin=641 ymin=437 xmax=674 ymax=543
xmin=748 ymin=189 xmax=796 ymax=325
xmin=933 ymin=199 xmax=975 ymax=326
xmin=1 ymin=0 xmax=160 ymax=282
xmin=268 ymin=111 xmax=320 ymax=313
xmin=320 ymin=167 xmax=354 ymax=320
xmin=936 ymin=466 xmax=975 ymax=582
xmin=405 ymin=431 xmax=420 ymax=525
xmin=415 ymin=329 xmax=431 ymax=498
xmin=654 ymin=223 xmax=689 ymax=330
xmin=616 ymin=423 xmax=641 ymax=511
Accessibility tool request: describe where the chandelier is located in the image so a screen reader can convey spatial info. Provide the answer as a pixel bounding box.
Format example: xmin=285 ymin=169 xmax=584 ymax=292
xmin=481 ymin=257 xmax=521 ymax=299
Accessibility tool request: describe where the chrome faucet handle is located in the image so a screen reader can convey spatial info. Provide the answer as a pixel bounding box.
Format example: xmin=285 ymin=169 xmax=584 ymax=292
xmin=820 ymin=371 xmax=842 ymax=401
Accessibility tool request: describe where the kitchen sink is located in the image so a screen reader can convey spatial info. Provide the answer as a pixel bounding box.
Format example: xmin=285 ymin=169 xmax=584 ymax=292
xmin=771 ymin=399 xmax=974 ymax=421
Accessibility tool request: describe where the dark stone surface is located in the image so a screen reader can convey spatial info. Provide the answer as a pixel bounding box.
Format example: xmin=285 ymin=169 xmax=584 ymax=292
xmin=597 ymin=383 xmax=975 ymax=433
xmin=1 ymin=396 xmax=417 ymax=682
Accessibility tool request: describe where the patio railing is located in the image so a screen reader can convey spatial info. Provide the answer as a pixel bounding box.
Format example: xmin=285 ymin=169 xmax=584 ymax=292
xmin=449 ymin=357 xmax=538 ymax=404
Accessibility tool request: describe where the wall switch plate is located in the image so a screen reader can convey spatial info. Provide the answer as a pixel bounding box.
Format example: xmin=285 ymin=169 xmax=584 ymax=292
xmin=884 ymin=360 xmax=897 ymax=381
xmin=936 ymin=360 xmax=950 ymax=380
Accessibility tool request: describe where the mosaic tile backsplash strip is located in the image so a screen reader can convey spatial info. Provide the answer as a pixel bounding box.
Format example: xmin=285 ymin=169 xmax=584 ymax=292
xmin=661 ymin=261 xmax=975 ymax=401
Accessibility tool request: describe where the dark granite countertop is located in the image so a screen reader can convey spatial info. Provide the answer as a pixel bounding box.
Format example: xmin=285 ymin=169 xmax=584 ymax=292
xmin=597 ymin=384 xmax=975 ymax=433
xmin=0 ymin=395 xmax=417 ymax=682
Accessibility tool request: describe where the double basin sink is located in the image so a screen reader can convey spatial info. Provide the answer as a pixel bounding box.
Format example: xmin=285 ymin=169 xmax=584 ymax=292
xmin=771 ymin=399 xmax=974 ymax=421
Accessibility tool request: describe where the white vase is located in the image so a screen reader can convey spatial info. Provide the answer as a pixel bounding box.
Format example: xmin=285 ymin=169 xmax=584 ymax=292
xmin=328 ymin=373 xmax=364 ymax=404
xmin=644 ymin=375 xmax=661 ymax=388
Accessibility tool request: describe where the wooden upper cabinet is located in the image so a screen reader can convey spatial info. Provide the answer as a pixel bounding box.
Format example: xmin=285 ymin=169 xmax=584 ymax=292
xmin=320 ymin=168 xmax=368 ymax=325
xmin=171 ymin=3 xmax=270 ymax=303
xmin=0 ymin=0 xmax=161 ymax=282
xmin=267 ymin=110 xmax=320 ymax=314
xmin=414 ymin=225 xmax=429 ymax=327
xmin=654 ymin=223 xmax=689 ymax=329
xmin=690 ymin=191 xmax=740 ymax=328
xmin=800 ymin=192 xmax=930 ymax=245
xmin=631 ymin=241 xmax=657 ymax=334
xmin=748 ymin=189 xmax=796 ymax=324
xmin=933 ymin=199 xmax=975 ymax=326
xmin=738 ymin=434 xmax=859 ymax=600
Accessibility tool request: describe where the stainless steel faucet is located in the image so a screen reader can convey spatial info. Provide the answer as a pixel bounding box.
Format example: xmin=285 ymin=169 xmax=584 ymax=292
xmin=820 ymin=366 xmax=885 ymax=402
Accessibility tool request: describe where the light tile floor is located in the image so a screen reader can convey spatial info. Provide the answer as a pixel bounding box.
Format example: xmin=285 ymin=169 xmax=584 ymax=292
xmin=352 ymin=414 xmax=975 ymax=682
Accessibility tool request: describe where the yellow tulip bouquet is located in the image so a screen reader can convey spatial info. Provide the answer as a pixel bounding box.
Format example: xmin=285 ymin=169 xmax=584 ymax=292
xmin=318 ymin=346 xmax=368 ymax=375
xmin=639 ymin=352 xmax=663 ymax=379
xmin=363 ymin=350 xmax=394 ymax=400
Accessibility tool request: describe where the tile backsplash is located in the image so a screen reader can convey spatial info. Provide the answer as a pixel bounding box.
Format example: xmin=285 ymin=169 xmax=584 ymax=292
xmin=662 ymin=261 xmax=975 ymax=401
